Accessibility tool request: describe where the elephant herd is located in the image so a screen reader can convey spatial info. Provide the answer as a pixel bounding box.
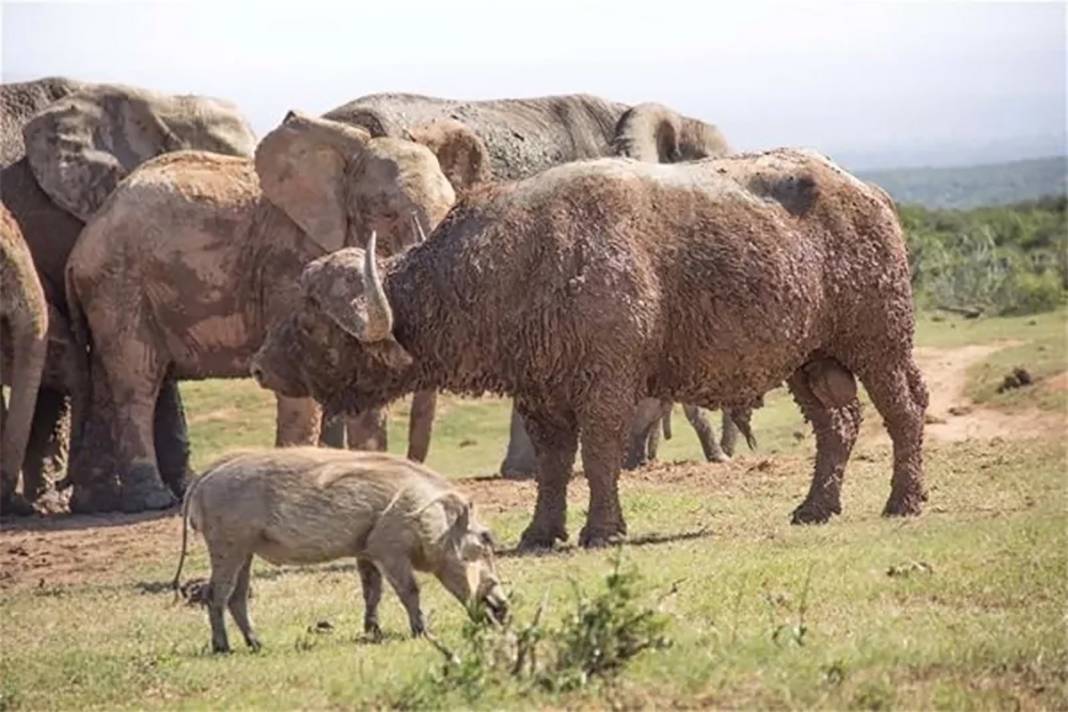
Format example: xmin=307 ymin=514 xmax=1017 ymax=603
xmin=1 ymin=78 xmax=928 ymax=546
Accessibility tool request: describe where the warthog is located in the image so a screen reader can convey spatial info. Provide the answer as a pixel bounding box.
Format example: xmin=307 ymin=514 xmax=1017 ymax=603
xmin=171 ymin=447 xmax=507 ymax=653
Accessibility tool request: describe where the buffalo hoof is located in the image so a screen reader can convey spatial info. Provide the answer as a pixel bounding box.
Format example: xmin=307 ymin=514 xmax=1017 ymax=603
xmin=518 ymin=523 xmax=568 ymax=551
xmin=790 ymin=499 xmax=840 ymax=525
xmin=708 ymin=452 xmax=732 ymax=464
xmin=882 ymin=489 xmax=926 ymax=518
xmin=121 ymin=465 xmax=177 ymax=513
xmin=578 ymin=521 xmax=627 ymax=548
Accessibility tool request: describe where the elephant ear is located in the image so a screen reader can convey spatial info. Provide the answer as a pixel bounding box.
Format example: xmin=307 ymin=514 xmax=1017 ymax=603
xmin=23 ymin=84 xmax=256 ymax=221
xmin=408 ymin=119 xmax=490 ymax=192
xmin=255 ymin=111 xmax=371 ymax=254
xmin=612 ymin=103 xmax=730 ymax=163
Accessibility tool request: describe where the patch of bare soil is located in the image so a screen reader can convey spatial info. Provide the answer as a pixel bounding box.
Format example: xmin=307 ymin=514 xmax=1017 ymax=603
xmin=910 ymin=342 xmax=1065 ymax=442
xmin=0 ymin=509 xmax=180 ymax=592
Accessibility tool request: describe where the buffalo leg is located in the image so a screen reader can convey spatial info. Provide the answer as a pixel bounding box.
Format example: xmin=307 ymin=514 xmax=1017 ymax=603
xmin=275 ymin=396 xmax=322 ymax=446
xmin=858 ymin=357 xmax=928 ymax=517
xmin=788 ymin=365 xmax=862 ymax=524
xmin=517 ymin=405 xmax=578 ymax=550
xmin=719 ymin=409 xmax=740 ymax=457
xmin=576 ymin=396 xmax=632 ymax=548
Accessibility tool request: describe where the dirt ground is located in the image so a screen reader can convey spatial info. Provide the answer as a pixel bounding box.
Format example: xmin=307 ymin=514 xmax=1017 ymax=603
xmin=2 ymin=341 xmax=1063 ymax=593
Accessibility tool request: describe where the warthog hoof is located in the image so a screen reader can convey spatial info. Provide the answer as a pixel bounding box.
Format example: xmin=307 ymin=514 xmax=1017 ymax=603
xmin=790 ymin=498 xmax=841 ymax=525
xmin=882 ymin=489 xmax=926 ymax=518
xmin=518 ymin=522 xmax=568 ymax=551
xmin=121 ymin=464 xmax=177 ymax=513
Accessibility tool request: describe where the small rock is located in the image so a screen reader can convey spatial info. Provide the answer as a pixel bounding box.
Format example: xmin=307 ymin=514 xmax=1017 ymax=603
xmin=924 ymin=414 xmax=947 ymax=425
xmin=458 ymin=439 xmax=477 ymax=448
xmin=792 ymin=430 xmax=806 ymax=441
xmin=311 ymin=621 xmax=334 ymax=633
xmin=948 ymin=405 xmax=972 ymax=416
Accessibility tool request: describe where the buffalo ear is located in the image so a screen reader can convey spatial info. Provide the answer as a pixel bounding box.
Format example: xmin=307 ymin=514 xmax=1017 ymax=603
xmin=408 ymin=119 xmax=489 ymax=193
xmin=255 ymin=111 xmax=370 ymax=253
xmin=366 ymin=337 xmax=413 ymax=371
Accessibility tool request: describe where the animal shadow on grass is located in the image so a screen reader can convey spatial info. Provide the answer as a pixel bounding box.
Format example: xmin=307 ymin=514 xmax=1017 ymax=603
xmin=496 ymin=527 xmax=715 ymax=559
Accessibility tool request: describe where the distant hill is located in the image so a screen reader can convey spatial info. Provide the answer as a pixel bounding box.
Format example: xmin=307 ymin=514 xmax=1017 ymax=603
xmin=858 ymin=156 xmax=1067 ymax=210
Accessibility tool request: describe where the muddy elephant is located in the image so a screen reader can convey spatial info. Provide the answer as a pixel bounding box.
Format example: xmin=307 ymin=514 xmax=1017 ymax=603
xmin=322 ymin=93 xmax=731 ymax=473
xmin=1 ymin=204 xmax=48 ymax=514
xmin=67 ymin=111 xmax=475 ymax=511
xmin=1 ymin=77 xmax=257 ymax=511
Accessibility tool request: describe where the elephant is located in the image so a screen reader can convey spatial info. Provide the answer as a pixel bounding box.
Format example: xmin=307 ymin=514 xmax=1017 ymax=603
xmin=625 ymin=400 xmax=738 ymax=470
xmin=1 ymin=204 xmax=49 ymax=515
xmin=66 ymin=111 xmax=475 ymax=512
xmin=1 ymin=77 xmax=257 ymax=512
xmin=321 ymin=93 xmax=733 ymax=475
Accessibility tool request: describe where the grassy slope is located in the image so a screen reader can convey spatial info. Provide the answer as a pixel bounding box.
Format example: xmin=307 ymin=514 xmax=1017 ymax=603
xmin=2 ymin=310 xmax=1066 ymax=710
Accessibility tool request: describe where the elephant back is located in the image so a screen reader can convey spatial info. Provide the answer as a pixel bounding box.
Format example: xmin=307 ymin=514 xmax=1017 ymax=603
xmin=23 ymin=83 xmax=257 ymax=221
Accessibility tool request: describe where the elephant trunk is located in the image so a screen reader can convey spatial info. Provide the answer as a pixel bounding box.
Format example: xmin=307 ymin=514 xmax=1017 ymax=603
xmin=612 ymin=103 xmax=730 ymax=163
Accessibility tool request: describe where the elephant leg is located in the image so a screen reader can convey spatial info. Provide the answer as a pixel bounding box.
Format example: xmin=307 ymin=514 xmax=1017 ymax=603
xmin=788 ymin=365 xmax=862 ymax=524
xmin=719 ymin=409 xmax=740 ymax=457
xmin=94 ymin=338 xmax=175 ymax=512
xmin=406 ymin=390 xmax=436 ymax=463
xmin=684 ymin=404 xmax=729 ymax=463
xmin=274 ymin=396 xmax=322 ymax=447
xmin=576 ymin=390 xmax=635 ymax=548
xmin=1 ymin=331 xmax=46 ymax=515
xmin=21 ymin=387 xmax=68 ymax=502
xmin=154 ymin=378 xmax=191 ymax=499
xmin=499 ymin=405 xmax=539 ymax=479
xmin=66 ymin=364 xmax=122 ymax=513
xmin=517 ymin=404 xmax=578 ymax=550
xmin=624 ymin=398 xmax=665 ymax=470
xmin=345 ymin=408 xmax=388 ymax=451
xmin=855 ymin=356 xmax=928 ymax=518
xmin=319 ymin=413 xmax=346 ymax=449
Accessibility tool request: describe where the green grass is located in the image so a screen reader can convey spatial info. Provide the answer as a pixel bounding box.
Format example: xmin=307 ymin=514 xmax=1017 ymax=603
xmin=2 ymin=310 xmax=1066 ymax=709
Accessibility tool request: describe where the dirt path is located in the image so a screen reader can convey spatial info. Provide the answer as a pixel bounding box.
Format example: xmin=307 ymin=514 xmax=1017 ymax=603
xmin=913 ymin=342 xmax=1064 ymax=442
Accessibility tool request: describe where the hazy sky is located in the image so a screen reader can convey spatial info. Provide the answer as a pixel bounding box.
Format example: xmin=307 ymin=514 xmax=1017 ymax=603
xmin=3 ymin=1 xmax=1065 ymax=169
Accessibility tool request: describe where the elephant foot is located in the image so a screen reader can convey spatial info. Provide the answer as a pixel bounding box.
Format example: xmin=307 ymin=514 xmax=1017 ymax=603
xmin=162 ymin=469 xmax=192 ymax=500
xmin=518 ymin=521 xmax=568 ymax=551
xmin=0 ymin=493 xmax=36 ymax=518
xmin=69 ymin=480 xmax=123 ymax=513
xmin=499 ymin=459 xmax=537 ymax=480
xmin=121 ymin=464 xmax=177 ymax=513
xmin=578 ymin=518 xmax=627 ymax=549
xmin=790 ymin=498 xmax=841 ymax=525
xmin=882 ymin=487 xmax=926 ymax=518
